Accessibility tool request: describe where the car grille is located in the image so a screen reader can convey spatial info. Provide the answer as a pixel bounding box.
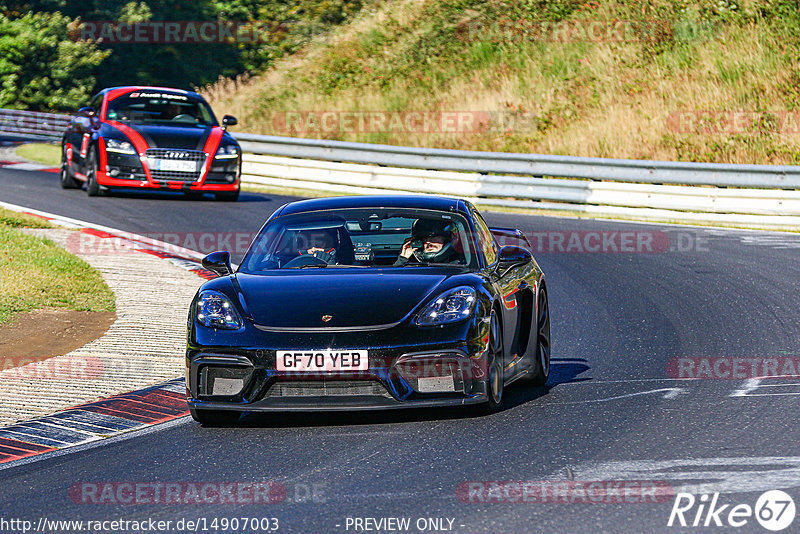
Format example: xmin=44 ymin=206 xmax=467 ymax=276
xmin=145 ymin=148 xmax=206 ymax=182
xmin=265 ymin=380 xmax=392 ymax=398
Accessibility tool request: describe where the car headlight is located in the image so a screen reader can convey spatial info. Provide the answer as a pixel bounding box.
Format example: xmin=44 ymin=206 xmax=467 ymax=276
xmin=416 ymin=286 xmax=477 ymax=326
xmin=105 ymin=138 xmax=136 ymax=154
xmin=196 ymin=290 xmax=242 ymax=330
xmin=215 ymin=144 xmax=239 ymax=159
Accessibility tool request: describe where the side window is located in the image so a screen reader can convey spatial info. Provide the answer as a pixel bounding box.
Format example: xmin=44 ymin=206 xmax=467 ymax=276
xmin=90 ymin=94 xmax=103 ymax=113
xmin=472 ymin=211 xmax=498 ymax=265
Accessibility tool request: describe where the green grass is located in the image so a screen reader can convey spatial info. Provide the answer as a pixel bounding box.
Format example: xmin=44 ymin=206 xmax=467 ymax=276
xmin=0 ymin=208 xmax=115 ymax=324
xmin=15 ymin=143 xmax=60 ymax=167
xmin=0 ymin=207 xmax=54 ymax=228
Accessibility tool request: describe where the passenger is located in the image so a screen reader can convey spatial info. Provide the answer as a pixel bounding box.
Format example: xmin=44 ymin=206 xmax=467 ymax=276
xmin=395 ymin=219 xmax=464 ymax=266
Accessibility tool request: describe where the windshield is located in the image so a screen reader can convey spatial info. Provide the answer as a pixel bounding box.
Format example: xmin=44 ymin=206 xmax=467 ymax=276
xmin=240 ymin=208 xmax=477 ymax=272
xmin=105 ymin=91 xmax=218 ymax=127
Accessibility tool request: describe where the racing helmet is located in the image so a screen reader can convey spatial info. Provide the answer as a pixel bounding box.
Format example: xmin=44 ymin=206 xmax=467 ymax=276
xmin=411 ymin=218 xmax=457 ymax=262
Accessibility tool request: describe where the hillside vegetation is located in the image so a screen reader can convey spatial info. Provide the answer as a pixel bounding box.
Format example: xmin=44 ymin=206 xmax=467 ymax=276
xmin=203 ymin=0 xmax=800 ymax=164
xmin=1 ymin=0 xmax=374 ymax=109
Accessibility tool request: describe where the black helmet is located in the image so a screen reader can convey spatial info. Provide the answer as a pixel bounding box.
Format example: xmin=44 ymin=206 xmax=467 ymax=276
xmin=411 ymin=218 xmax=457 ymax=262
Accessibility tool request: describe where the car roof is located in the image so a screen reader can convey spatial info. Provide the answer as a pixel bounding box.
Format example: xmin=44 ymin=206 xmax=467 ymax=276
xmin=100 ymin=86 xmax=203 ymax=99
xmin=276 ymin=195 xmax=468 ymax=217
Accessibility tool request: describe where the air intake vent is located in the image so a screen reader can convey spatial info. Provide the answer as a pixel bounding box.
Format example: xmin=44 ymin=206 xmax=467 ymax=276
xmin=266 ymin=380 xmax=391 ymax=398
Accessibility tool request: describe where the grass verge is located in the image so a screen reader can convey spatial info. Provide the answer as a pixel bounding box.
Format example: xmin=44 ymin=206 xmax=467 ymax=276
xmin=0 ymin=207 xmax=116 ymax=325
xmin=15 ymin=143 xmax=60 ymax=167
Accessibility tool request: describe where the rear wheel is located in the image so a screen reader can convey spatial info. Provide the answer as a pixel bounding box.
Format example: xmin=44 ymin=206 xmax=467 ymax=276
xmin=189 ymin=407 xmax=240 ymax=427
xmin=526 ymin=286 xmax=551 ymax=386
xmin=59 ymin=143 xmax=79 ymax=189
xmin=85 ymin=146 xmax=103 ymax=197
xmin=477 ymin=309 xmax=504 ymax=414
xmin=215 ymin=189 xmax=240 ymax=202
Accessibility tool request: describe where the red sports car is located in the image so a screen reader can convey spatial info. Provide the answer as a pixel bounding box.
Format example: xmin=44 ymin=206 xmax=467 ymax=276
xmin=60 ymin=86 xmax=241 ymax=201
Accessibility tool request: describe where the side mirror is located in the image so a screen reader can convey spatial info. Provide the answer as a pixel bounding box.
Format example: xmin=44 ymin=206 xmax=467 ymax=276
xmin=496 ymin=245 xmax=532 ymax=275
xmin=202 ymin=251 xmax=232 ymax=277
xmin=222 ymin=115 xmax=237 ymax=129
xmin=78 ymin=106 xmax=96 ymax=117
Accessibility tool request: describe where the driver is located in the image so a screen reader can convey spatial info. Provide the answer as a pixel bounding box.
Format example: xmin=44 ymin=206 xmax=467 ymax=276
xmin=394 ymin=219 xmax=462 ymax=266
xmin=299 ymin=229 xmax=338 ymax=264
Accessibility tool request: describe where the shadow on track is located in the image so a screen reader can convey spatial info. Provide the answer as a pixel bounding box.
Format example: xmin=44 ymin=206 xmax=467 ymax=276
xmin=231 ymin=358 xmax=592 ymax=429
xmin=500 ymin=357 xmax=591 ymax=411
xmin=94 ymin=189 xmax=270 ymax=203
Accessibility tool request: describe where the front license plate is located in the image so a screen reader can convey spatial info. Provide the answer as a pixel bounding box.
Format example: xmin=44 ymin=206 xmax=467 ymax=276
xmin=148 ymin=158 xmax=196 ymax=172
xmin=276 ymin=350 xmax=368 ymax=372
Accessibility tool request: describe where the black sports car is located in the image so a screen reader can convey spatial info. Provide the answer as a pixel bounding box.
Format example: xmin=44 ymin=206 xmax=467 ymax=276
xmin=59 ymin=86 xmax=241 ymax=201
xmin=186 ymin=195 xmax=550 ymax=424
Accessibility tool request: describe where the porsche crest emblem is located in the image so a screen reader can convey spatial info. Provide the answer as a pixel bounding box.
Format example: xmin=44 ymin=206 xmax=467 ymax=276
xmin=321 ymin=315 xmax=333 ymax=322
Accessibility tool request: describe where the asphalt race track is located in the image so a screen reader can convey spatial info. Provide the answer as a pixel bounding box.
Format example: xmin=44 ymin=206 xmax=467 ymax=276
xmin=2 ymin=167 xmax=800 ymax=533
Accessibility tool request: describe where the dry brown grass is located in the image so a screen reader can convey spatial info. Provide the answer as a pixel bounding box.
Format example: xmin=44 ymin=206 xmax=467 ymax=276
xmin=201 ymin=0 xmax=800 ymax=164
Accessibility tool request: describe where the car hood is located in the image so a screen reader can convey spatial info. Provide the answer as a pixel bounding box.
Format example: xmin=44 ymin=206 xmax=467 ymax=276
xmin=234 ymin=271 xmax=448 ymax=328
xmin=122 ymin=124 xmax=221 ymax=150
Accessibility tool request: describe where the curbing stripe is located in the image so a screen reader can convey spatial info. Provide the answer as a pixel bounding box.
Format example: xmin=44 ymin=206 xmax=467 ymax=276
xmin=47 ymin=410 xmax=142 ymax=432
xmin=0 ymin=444 xmax=41 ymax=456
xmin=82 ymin=404 xmax=175 ymax=424
xmin=0 ymin=201 xmax=208 ymax=466
xmin=0 ymin=430 xmax=67 ymax=448
xmin=10 ymin=422 xmax=96 ymax=444
xmin=0 ymin=437 xmax=53 ymax=453
xmin=0 ymin=379 xmax=188 ymax=465
xmin=0 ymin=162 xmax=59 ymax=172
xmin=0 ymin=441 xmax=56 ymax=462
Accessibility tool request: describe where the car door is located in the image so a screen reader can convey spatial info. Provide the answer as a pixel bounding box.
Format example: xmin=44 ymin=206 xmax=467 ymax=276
xmin=67 ymin=93 xmax=102 ymax=173
xmin=471 ymin=208 xmax=520 ymax=374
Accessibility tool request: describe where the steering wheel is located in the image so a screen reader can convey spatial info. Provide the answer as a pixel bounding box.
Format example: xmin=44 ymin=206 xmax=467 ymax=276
xmin=173 ymin=114 xmax=196 ymax=123
xmin=282 ymin=254 xmax=328 ymax=268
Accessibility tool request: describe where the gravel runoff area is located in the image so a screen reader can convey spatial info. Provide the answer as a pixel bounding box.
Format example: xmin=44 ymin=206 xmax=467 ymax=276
xmin=0 ymin=228 xmax=204 ymax=425
xmin=0 ymin=143 xmax=28 ymax=163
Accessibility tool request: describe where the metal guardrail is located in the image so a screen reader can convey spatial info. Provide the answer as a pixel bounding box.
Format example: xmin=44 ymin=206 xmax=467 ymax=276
xmin=234 ymin=133 xmax=800 ymax=227
xmin=235 ymin=133 xmax=800 ymax=189
xmin=0 ymin=109 xmax=70 ymax=141
xmin=2 ymin=109 xmax=798 ymax=228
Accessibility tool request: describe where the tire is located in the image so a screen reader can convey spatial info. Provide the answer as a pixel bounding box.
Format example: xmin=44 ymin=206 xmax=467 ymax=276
xmin=526 ymin=286 xmax=551 ymax=386
xmin=477 ymin=308 xmax=504 ymax=414
xmin=215 ymin=189 xmax=240 ymax=202
xmin=189 ymin=407 xmax=241 ymax=427
xmin=59 ymin=143 xmax=80 ymax=189
xmin=85 ymin=146 xmax=103 ymax=197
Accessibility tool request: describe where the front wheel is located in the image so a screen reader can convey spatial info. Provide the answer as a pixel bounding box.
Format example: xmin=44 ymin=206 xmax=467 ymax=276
xmin=526 ymin=286 xmax=551 ymax=386
xmin=60 ymin=143 xmax=80 ymax=189
xmin=85 ymin=146 xmax=103 ymax=197
xmin=189 ymin=407 xmax=241 ymax=427
xmin=477 ymin=309 xmax=504 ymax=415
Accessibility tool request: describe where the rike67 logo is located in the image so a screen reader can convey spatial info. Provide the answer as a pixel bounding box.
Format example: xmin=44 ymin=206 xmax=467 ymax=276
xmin=668 ymin=490 xmax=796 ymax=531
